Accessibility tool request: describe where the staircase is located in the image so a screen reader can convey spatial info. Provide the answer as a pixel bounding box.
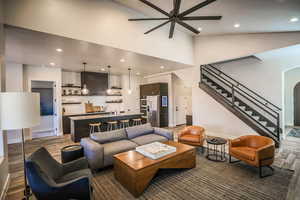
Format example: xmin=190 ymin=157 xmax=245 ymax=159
xmin=199 ymin=64 xmax=281 ymax=147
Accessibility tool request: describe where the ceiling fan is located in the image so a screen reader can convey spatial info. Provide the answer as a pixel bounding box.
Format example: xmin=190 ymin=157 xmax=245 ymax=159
xmin=128 ymin=0 xmax=222 ymax=39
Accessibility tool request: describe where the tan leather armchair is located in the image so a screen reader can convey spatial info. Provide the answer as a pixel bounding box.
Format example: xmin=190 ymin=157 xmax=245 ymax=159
xmin=229 ymin=135 xmax=275 ymax=178
xmin=178 ymin=126 xmax=205 ymax=151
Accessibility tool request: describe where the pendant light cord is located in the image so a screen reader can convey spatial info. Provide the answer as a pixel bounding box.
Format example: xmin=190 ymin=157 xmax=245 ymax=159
xmin=83 ymin=62 xmax=86 ymax=87
xmin=128 ymin=68 xmax=131 ymax=90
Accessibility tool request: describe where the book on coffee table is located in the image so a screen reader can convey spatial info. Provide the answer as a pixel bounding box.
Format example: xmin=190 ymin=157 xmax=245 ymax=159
xmin=135 ymin=142 xmax=177 ymax=160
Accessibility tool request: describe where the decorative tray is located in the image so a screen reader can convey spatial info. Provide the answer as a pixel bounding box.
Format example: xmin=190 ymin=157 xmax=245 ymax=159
xmin=135 ymin=142 xmax=177 ymax=160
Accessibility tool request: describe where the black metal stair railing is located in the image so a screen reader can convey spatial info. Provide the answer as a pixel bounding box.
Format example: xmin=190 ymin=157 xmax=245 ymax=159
xmin=200 ymin=64 xmax=281 ymax=142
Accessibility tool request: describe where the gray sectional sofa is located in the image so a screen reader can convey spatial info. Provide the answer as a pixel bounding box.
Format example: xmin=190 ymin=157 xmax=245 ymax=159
xmin=80 ymin=123 xmax=173 ymax=170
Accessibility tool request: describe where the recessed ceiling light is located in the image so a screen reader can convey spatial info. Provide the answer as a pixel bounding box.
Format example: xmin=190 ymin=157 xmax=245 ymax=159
xmin=290 ymin=17 xmax=299 ymax=22
xmin=197 ymin=27 xmax=202 ymax=31
xmin=136 ymin=72 xmax=140 ymax=75
xmin=101 ymin=68 xmax=105 ymax=71
xmin=234 ymin=23 xmax=240 ymax=28
xmin=120 ymin=58 xmax=125 ymax=63
xmin=50 ymin=62 xmax=55 ymax=66
xmin=56 ymin=48 xmax=63 ymax=52
xmin=160 ymin=66 xmax=165 ymax=69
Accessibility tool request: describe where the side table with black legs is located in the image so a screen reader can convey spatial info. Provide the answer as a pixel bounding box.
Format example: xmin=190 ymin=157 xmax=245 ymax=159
xmin=61 ymin=145 xmax=84 ymax=163
xmin=206 ymin=137 xmax=227 ymax=162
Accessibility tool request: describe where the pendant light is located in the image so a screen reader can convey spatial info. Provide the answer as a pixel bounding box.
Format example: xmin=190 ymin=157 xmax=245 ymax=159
xmin=106 ymin=65 xmax=112 ymax=94
xmin=81 ymin=62 xmax=89 ymax=95
xmin=128 ymin=68 xmax=132 ymax=95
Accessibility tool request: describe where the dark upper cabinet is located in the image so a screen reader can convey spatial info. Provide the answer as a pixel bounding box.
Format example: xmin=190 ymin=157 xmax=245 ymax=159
xmin=140 ymin=83 xmax=168 ymax=98
xmin=81 ymin=72 xmax=108 ymax=96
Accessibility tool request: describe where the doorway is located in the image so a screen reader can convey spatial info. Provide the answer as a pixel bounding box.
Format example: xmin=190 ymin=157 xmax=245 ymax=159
xmin=31 ymin=81 xmax=57 ymax=138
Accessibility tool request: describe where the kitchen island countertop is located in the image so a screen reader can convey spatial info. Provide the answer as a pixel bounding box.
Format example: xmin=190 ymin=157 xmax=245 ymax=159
xmin=69 ymin=112 xmax=144 ymax=121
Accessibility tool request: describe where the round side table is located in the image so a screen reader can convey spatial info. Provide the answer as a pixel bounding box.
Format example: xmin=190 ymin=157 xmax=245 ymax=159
xmin=206 ymin=137 xmax=227 ymax=162
xmin=61 ymin=145 xmax=83 ymax=163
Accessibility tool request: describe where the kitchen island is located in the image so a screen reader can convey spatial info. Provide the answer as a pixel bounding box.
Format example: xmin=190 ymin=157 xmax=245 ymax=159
xmin=70 ymin=112 xmax=144 ymax=142
xmin=63 ymin=112 xmax=110 ymax=134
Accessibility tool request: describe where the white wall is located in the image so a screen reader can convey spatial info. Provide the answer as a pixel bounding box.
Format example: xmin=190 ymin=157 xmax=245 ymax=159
xmin=194 ymin=32 xmax=300 ymax=66
xmin=5 ymin=62 xmax=24 ymax=143
xmin=173 ymin=74 xmax=192 ymax=125
xmin=4 ymin=0 xmax=194 ymax=66
xmin=23 ymin=65 xmax=62 ymax=136
xmin=170 ymin=44 xmax=300 ymax=138
xmin=172 ymin=66 xmax=256 ymax=137
xmin=284 ymin=67 xmax=300 ymax=126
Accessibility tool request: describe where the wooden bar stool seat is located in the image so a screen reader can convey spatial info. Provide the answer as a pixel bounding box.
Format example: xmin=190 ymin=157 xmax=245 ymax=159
xmin=132 ymin=118 xmax=142 ymax=126
xmin=89 ymin=122 xmax=101 ymax=134
xmin=107 ymin=121 xmax=118 ymax=131
xmin=119 ymin=119 xmax=130 ymax=129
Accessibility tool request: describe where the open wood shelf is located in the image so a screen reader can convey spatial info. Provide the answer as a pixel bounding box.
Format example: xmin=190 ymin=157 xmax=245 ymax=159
xmin=62 ymin=102 xmax=82 ymax=105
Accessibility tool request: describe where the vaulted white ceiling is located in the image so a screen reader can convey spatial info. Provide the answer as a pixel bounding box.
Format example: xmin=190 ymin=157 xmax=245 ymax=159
xmin=5 ymin=26 xmax=192 ymax=76
xmin=115 ymin=0 xmax=300 ymax=35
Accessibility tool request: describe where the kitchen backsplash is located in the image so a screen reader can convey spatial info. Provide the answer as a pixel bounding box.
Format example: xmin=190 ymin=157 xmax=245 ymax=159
xmin=62 ymin=96 xmax=125 ymax=114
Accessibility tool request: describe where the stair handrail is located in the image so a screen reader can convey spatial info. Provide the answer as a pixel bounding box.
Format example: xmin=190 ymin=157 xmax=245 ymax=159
xmin=204 ymin=64 xmax=281 ymax=113
xmin=201 ymin=67 xmax=278 ymax=119
xmin=200 ymin=64 xmax=281 ymax=142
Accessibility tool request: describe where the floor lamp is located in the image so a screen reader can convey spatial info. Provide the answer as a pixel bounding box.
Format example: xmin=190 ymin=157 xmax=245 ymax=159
xmin=0 ymin=92 xmax=40 ymax=200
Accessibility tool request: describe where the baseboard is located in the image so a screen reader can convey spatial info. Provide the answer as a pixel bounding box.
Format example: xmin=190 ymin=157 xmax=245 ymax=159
xmin=0 ymin=173 xmax=10 ymax=200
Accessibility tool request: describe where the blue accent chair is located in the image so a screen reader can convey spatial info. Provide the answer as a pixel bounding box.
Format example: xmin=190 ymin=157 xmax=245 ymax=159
xmin=25 ymin=147 xmax=92 ymax=200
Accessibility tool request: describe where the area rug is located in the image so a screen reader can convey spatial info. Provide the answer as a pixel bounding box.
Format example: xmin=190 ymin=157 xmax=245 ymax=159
xmin=92 ymin=151 xmax=293 ymax=200
xmin=287 ymin=128 xmax=300 ymax=138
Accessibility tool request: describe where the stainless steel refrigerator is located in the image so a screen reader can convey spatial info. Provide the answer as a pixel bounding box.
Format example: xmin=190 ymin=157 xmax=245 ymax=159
xmin=146 ymin=96 xmax=160 ymax=127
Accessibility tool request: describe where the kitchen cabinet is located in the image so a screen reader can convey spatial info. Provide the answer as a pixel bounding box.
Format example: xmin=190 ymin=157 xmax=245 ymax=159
xmin=140 ymin=83 xmax=167 ymax=98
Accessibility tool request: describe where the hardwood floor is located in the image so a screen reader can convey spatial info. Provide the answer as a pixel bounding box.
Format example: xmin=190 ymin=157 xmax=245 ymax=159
xmin=4 ymin=126 xmax=300 ymax=200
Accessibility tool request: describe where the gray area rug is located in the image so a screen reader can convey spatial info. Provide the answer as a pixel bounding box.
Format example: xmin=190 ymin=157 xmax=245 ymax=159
xmin=92 ymin=151 xmax=293 ymax=200
xmin=287 ymin=128 xmax=300 ymax=138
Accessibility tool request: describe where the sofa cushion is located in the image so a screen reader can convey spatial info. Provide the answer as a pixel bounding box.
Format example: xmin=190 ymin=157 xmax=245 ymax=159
xmin=231 ymin=147 xmax=256 ymax=161
xmin=125 ymin=123 xmax=154 ymax=139
xmin=103 ymin=140 xmax=138 ymax=166
xmin=91 ymin=129 xmax=127 ymax=144
xmin=131 ymin=134 xmax=168 ymax=146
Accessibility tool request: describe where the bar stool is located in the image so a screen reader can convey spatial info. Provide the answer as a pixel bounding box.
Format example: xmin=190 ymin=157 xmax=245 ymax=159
xmin=107 ymin=121 xmax=118 ymax=131
xmin=119 ymin=119 xmax=130 ymax=129
xmin=89 ymin=122 xmax=101 ymax=134
xmin=132 ymin=118 xmax=142 ymax=126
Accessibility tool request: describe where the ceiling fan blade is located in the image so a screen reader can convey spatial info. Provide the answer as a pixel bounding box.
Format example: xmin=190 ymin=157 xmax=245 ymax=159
xmin=144 ymin=20 xmax=171 ymax=34
xmin=173 ymin=0 xmax=182 ymax=15
xmin=180 ymin=16 xmax=222 ymax=20
xmin=179 ymin=0 xmax=217 ymax=17
xmin=169 ymin=20 xmax=176 ymax=38
xmin=139 ymin=0 xmax=170 ymax=17
xmin=129 ymin=18 xmax=169 ymax=21
xmin=176 ymin=20 xmax=200 ymax=34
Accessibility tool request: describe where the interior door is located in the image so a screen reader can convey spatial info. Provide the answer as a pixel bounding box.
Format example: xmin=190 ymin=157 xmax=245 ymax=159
xmin=175 ymin=96 xmax=188 ymax=125
xmin=294 ymin=82 xmax=300 ymax=126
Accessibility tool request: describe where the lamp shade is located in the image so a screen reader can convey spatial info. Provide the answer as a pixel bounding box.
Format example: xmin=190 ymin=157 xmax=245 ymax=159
xmin=0 ymin=92 xmax=40 ymax=130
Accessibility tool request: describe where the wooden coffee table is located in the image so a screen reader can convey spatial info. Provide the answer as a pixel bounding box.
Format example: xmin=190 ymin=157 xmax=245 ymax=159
xmin=113 ymin=141 xmax=196 ymax=197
